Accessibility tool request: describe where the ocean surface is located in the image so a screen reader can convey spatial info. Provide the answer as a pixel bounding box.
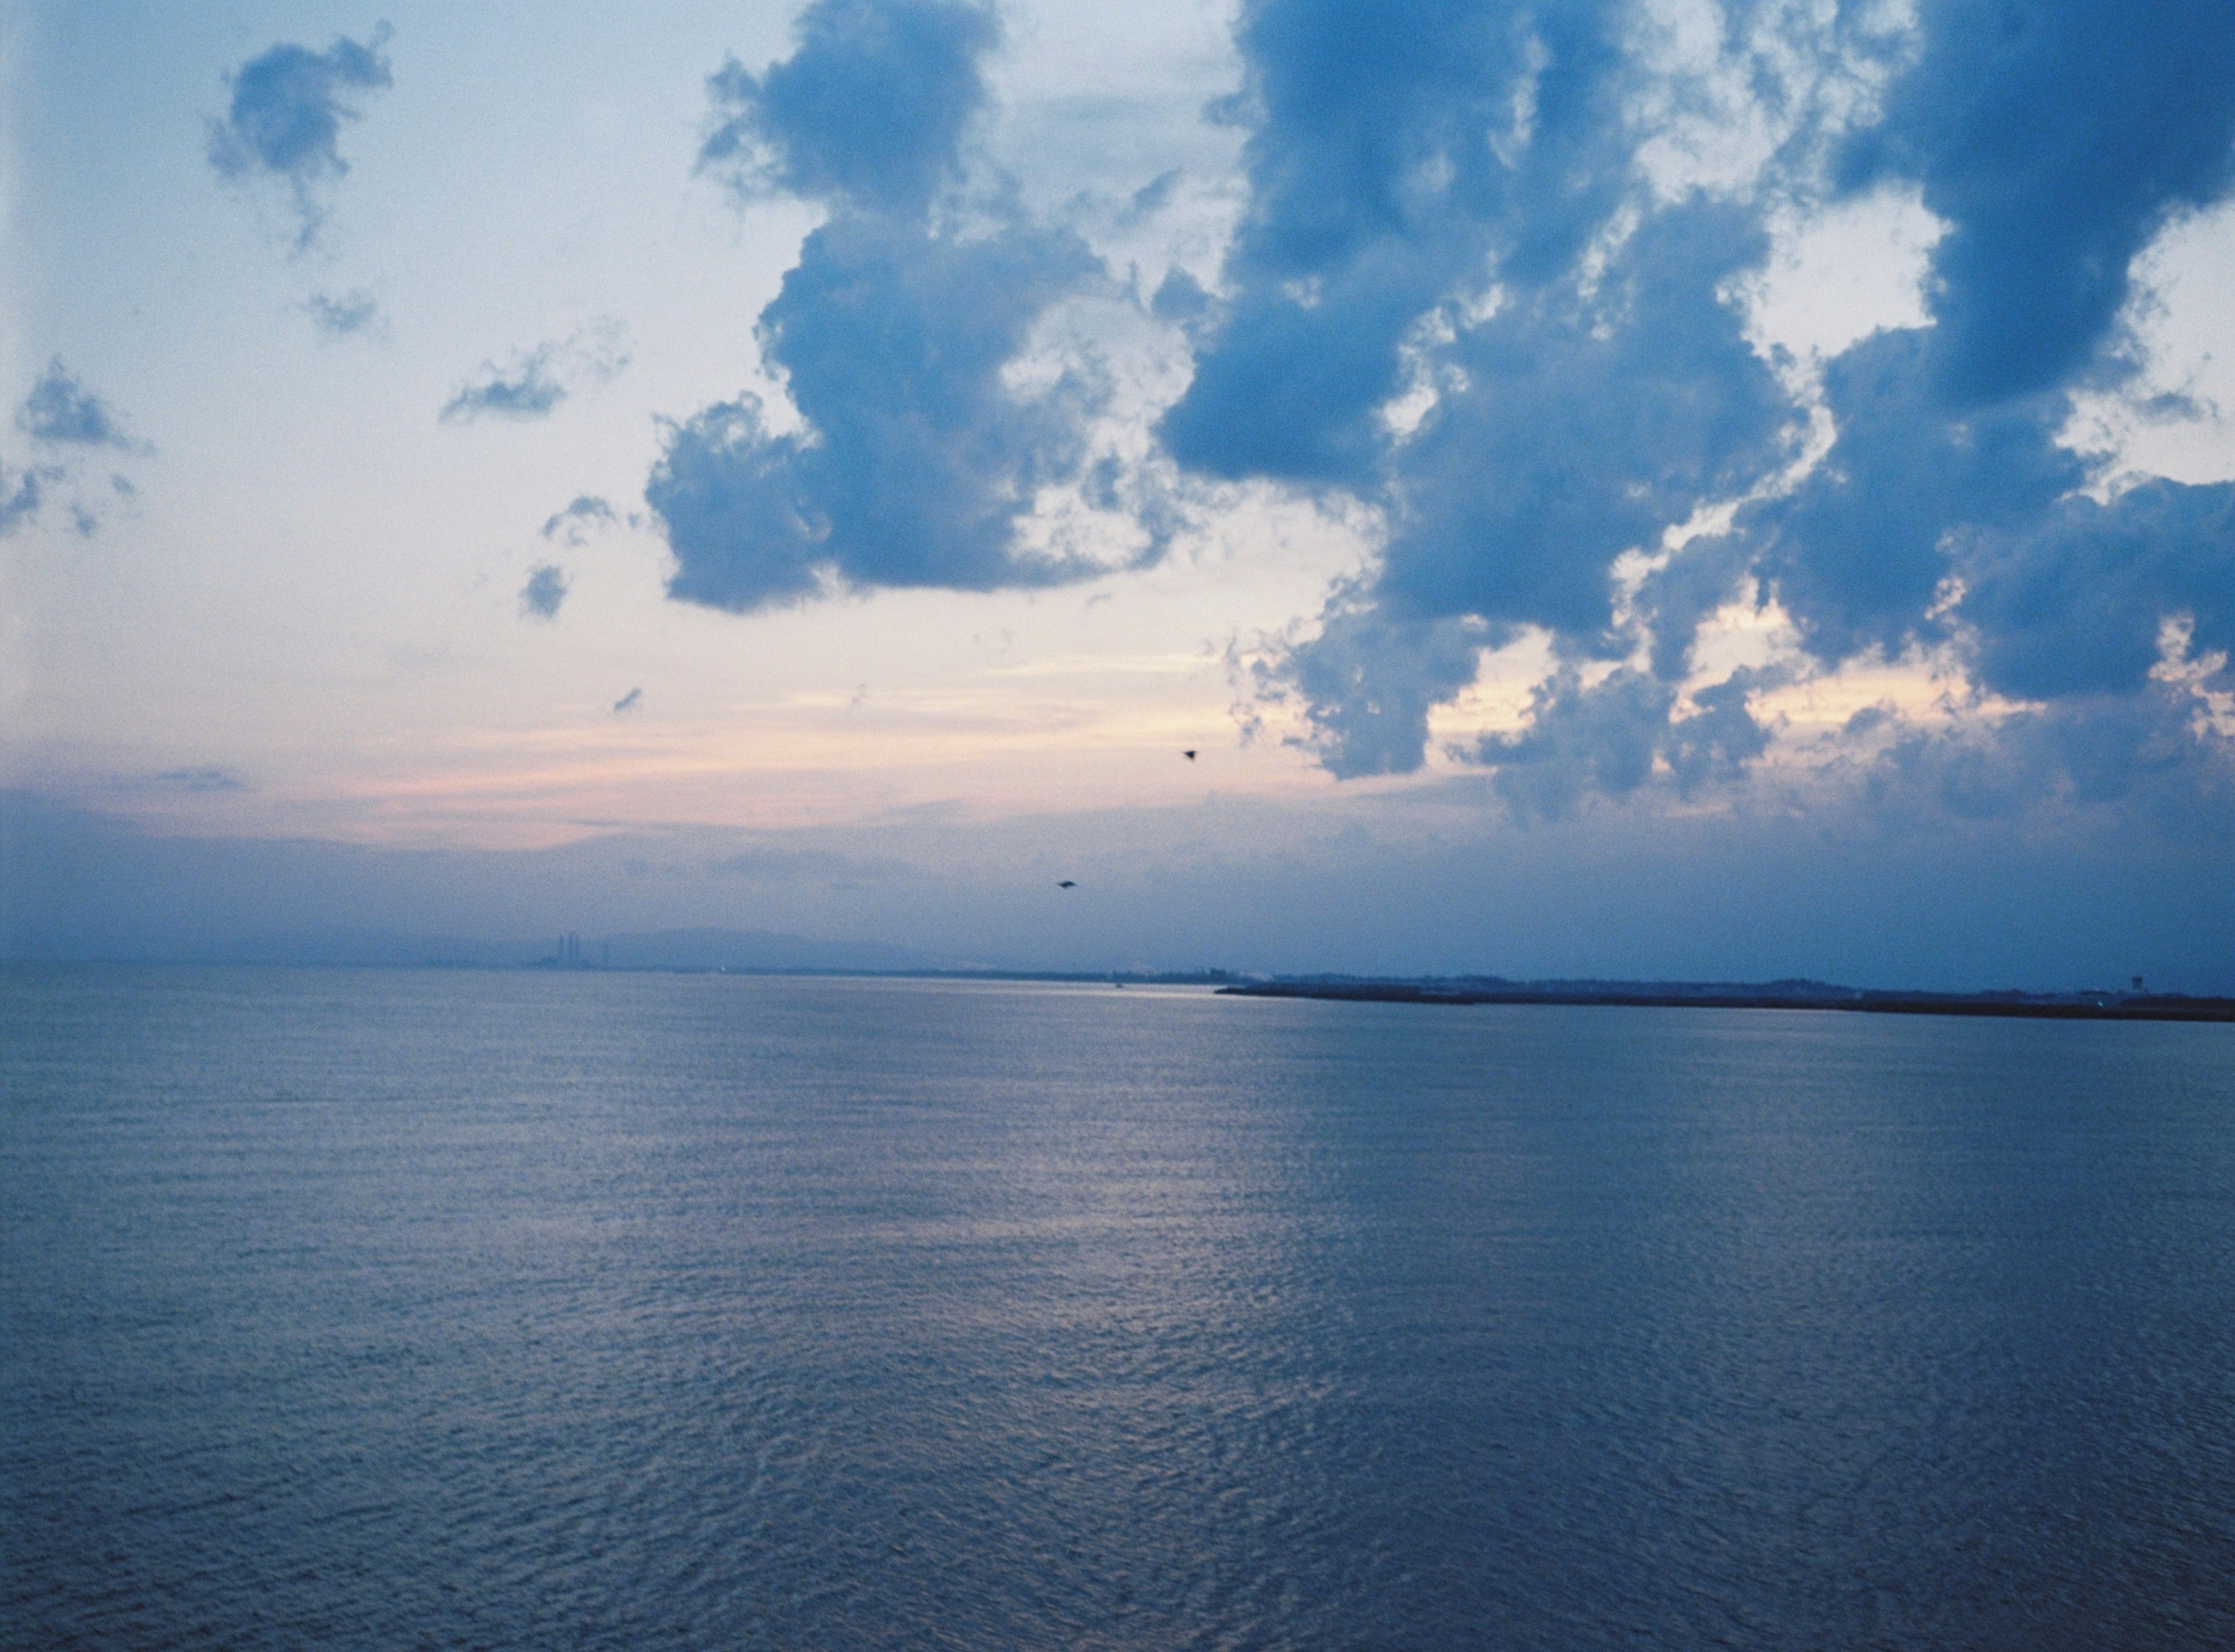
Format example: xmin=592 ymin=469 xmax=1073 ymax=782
xmin=3 ymin=967 xmax=2233 ymax=1650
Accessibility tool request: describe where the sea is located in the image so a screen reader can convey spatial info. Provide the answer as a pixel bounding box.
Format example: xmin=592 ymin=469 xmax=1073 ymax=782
xmin=3 ymin=966 xmax=2232 ymax=1649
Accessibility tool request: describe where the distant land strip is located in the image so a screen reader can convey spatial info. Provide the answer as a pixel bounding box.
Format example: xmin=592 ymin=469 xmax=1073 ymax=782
xmin=1216 ymin=979 xmax=2235 ymax=1024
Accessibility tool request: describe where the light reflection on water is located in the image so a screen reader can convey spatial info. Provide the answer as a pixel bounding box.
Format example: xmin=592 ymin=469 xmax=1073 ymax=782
xmin=3 ymin=968 xmax=2233 ymax=1648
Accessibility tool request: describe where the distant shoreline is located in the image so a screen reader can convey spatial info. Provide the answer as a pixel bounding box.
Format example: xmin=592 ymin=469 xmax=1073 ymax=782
xmin=1217 ymin=980 xmax=2235 ymax=1024
xmin=6 ymin=959 xmax=2230 ymax=1020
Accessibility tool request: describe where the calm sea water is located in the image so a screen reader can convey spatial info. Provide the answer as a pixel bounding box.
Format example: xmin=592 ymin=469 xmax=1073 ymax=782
xmin=3 ymin=967 xmax=2233 ymax=1649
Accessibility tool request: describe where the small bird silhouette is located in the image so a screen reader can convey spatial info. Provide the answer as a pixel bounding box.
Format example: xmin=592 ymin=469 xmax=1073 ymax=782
xmin=1182 ymin=749 xmax=1197 ymax=761
xmin=1056 ymin=880 xmax=1077 ymax=889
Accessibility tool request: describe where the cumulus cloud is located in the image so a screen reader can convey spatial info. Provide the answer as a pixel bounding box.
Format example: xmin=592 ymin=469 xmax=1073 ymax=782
xmin=651 ymin=219 xmax=1106 ymax=608
xmin=1172 ymin=0 xmax=2235 ymax=821
xmin=442 ymin=321 xmax=630 ymax=424
xmin=207 ymin=26 xmax=394 ymax=249
xmin=648 ymin=0 xmax=1123 ymax=612
xmin=519 ymin=565 xmax=568 ymax=619
xmin=697 ymin=0 xmax=999 ymax=214
xmin=1837 ymin=0 xmax=2235 ymax=408
xmin=1957 ymin=480 xmax=2235 ymax=704
xmin=1158 ymin=0 xmax=1637 ymax=488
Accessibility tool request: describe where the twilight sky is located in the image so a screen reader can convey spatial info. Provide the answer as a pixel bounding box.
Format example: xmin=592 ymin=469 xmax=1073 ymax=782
xmin=3 ymin=0 xmax=2232 ymax=984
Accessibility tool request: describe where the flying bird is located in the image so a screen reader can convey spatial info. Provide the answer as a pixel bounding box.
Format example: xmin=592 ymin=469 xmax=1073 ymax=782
xmin=1182 ymin=749 xmax=1197 ymax=760
xmin=1056 ymin=880 xmax=1076 ymax=889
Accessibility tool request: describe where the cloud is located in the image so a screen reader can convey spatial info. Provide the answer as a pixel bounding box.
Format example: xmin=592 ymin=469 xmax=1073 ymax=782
xmin=1119 ymin=168 xmax=1181 ymax=227
xmin=18 ymin=361 xmax=135 ymax=449
xmin=303 ymin=290 xmax=384 ymax=338
xmin=1163 ymin=0 xmax=2235 ymax=824
xmin=1749 ymin=328 xmax=2086 ymax=667
xmin=441 ymin=321 xmax=630 ymax=424
xmin=1836 ymin=0 xmax=2235 ymax=407
xmin=649 ymin=0 xmax=1119 ymax=612
xmin=1957 ymin=480 xmax=2235 ymax=703
xmin=519 ymin=565 xmax=568 ymax=619
xmin=697 ymin=0 xmax=999 ymax=214
xmin=541 ymin=495 xmax=618 ymax=545
xmin=708 ymin=845 xmax=909 ymax=882
xmin=1157 ymin=0 xmax=1637 ymax=488
xmin=1250 ymin=190 xmax=1797 ymax=778
xmin=154 ymin=768 xmax=249 ymax=793
xmin=1264 ymin=597 xmax=1490 ymax=779
xmin=650 ymin=218 xmax=1106 ymax=609
xmin=612 ymin=687 xmax=643 ymax=714
xmin=7 ymin=366 xmax=141 ymax=536
xmin=206 ymin=27 xmax=394 ymax=249
xmin=446 ymin=358 xmax=563 ymax=422
xmin=1 ymin=462 xmax=49 ymax=537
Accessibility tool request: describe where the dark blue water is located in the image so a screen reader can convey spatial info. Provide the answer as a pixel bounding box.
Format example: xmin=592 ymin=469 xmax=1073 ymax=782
xmin=3 ymin=968 xmax=2233 ymax=1649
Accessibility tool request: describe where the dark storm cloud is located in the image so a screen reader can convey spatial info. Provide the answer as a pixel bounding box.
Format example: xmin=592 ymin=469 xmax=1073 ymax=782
xmin=698 ymin=0 xmax=999 ymax=214
xmin=206 ymin=27 xmax=393 ymax=249
xmin=650 ymin=0 xmax=1115 ymax=612
xmin=18 ymin=361 xmax=134 ymax=449
xmin=1173 ymin=0 xmax=2235 ymax=818
xmin=519 ymin=565 xmax=568 ymax=619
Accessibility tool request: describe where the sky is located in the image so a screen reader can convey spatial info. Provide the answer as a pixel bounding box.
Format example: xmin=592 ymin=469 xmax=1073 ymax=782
xmin=2 ymin=0 xmax=2232 ymax=985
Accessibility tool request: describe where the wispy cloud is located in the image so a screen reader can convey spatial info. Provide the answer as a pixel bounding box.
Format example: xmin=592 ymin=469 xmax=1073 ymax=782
xmin=154 ymin=768 xmax=249 ymax=793
xmin=303 ymin=290 xmax=385 ymax=339
xmin=441 ymin=320 xmax=630 ymax=424
xmin=540 ymin=495 xmax=618 ymax=545
xmin=707 ymin=846 xmax=907 ymax=882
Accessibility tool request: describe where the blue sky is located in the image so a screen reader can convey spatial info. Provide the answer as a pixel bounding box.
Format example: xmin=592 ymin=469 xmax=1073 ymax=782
xmin=3 ymin=1 xmax=2232 ymax=984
